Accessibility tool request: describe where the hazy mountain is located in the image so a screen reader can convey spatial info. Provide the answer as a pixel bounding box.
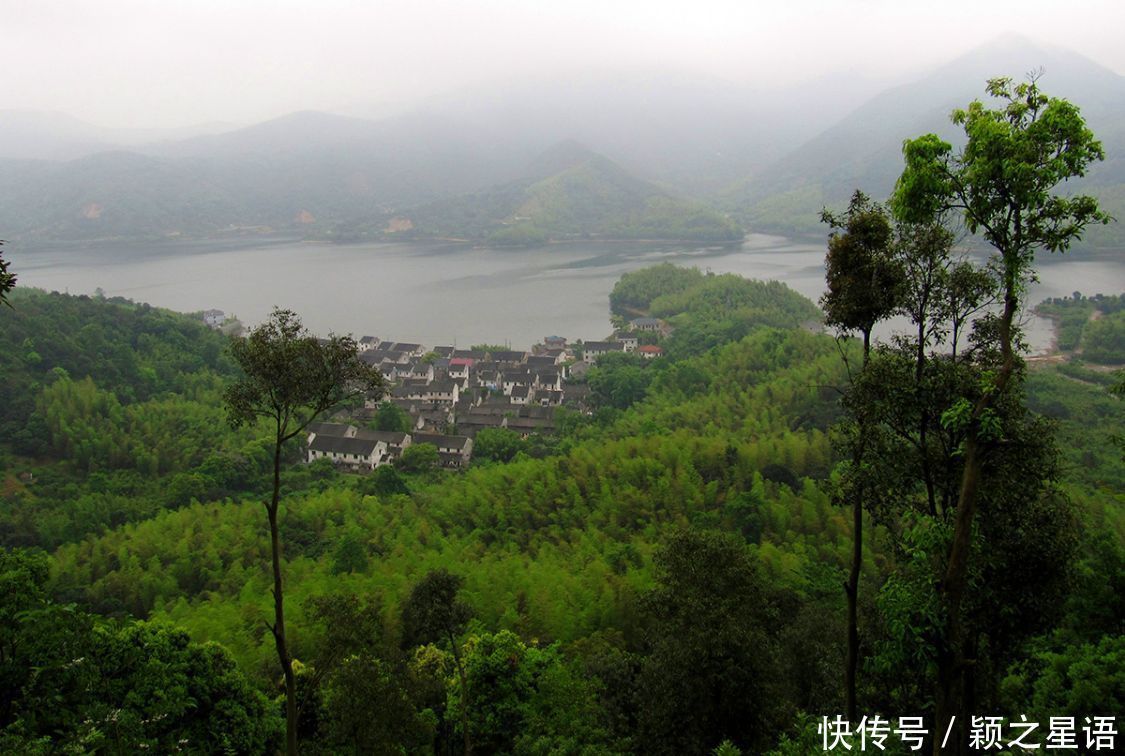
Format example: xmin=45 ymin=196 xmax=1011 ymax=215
xmin=730 ymin=34 xmax=1125 ymax=246
xmin=3 ymin=37 xmax=1121 ymax=247
xmin=0 ymin=111 xmax=236 ymax=161
xmin=409 ymin=69 xmax=894 ymax=196
xmin=394 ymin=141 xmax=742 ymax=244
xmin=0 ymin=110 xmax=531 ymax=242
xmin=0 ymin=111 xmax=116 ymax=161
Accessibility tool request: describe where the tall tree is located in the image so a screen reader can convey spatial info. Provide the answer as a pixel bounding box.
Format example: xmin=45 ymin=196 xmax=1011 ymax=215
xmin=224 ymin=308 xmax=384 ymax=755
xmin=892 ymin=75 xmax=1110 ymax=753
xmin=401 ymin=568 xmax=475 ymax=755
xmin=637 ymin=529 xmax=782 ymax=754
xmin=820 ymin=191 xmax=903 ymax=721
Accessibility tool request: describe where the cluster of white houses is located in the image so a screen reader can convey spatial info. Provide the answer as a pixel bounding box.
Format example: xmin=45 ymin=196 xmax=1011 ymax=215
xmin=305 ymin=318 xmax=667 ymax=472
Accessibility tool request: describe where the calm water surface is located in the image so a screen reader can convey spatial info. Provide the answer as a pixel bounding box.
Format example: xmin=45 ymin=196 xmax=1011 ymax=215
xmin=10 ymin=235 xmax=1124 ymax=353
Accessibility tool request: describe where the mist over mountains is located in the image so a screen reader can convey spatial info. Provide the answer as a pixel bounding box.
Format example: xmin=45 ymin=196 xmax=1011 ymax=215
xmin=2 ymin=35 xmax=1122 ymax=247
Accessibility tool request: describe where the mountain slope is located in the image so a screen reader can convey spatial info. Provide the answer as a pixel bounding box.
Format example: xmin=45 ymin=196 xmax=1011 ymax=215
xmin=399 ymin=142 xmax=743 ymax=244
xmin=730 ymin=35 xmax=1125 ymax=246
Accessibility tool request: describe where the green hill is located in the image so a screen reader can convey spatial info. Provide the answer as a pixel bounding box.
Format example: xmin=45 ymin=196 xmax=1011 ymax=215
xmin=401 ymin=142 xmax=743 ymax=245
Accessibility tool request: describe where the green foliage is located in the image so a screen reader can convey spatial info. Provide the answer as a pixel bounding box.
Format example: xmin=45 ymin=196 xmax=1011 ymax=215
xmin=487 ymin=223 xmax=551 ymax=246
xmin=637 ymin=529 xmax=784 ymax=754
xmin=609 ymin=265 xmax=821 ymax=360
xmin=401 ymin=569 xmax=473 ymax=651
xmin=0 ymin=291 xmax=278 ymax=549
xmin=469 ymin=343 xmax=510 ymax=354
xmin=1001 ymin=635 xmax=1125 ymax=718
xmin=1025 ymin=366 xmax=1125 ymax=491
xmin=820 ymin=191 xmax=903 ymax=338
xmin=1082 ymin=309 xmax=1125 ymax=364
xmin=472 ymin=427 xmax=527 ymax=464
xmin=320 ymin=654 xmax=434 ymax=753
xmin=587 ymin=352 xmax=655 ymax=410
xmin=0 ymin=289 xmax=234 ymax=449
xmin=0 ymin=547 xmax=279 ymax=753
xmin=609 ymin=263 xmax=705 ymax=312
xmin=396 ymin=443 xmax=439 ymax=474
xmin=358 ymin=465 xmax=411 ymax=497
xmin=449 ymin=630 xmax=611 ymax=754
xmin=893 ymin=76 xmax=1110 ymax=256
xmin=1036 ymin=292 xmax=1124 ymax=355
xmin=0 ymin=240 xmax=14 ymax=306
xmin=225 ymin=308 xmax=384 ymax=438
xmin=370 ymin=401 xmax=413 ymax=433
xmin=330 ymin=528 xmax=370 ymax=575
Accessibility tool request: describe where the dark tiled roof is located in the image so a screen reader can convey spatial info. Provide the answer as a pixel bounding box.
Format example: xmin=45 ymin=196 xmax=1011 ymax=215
xmin=354 ymin=429 xmax=409 ymax=446
xmin=309 ymin=436 xmax=380 ymax=456
xmin=307 ymin=422 xmax=354 ymax=438
xmin=413 ymin=433 xmax=471 ymax=450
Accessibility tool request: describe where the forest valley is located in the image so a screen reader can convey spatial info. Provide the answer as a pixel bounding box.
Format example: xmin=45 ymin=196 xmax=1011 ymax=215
xmin=0 ymin=78 xmax=1122 ymax=755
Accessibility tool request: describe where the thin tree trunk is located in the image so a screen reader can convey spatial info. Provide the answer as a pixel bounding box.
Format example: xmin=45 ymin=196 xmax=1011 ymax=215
xmin=268 ymin=435 xmax=299 ymax=756
xmin=845 ymin=329 xmax=872 ymax=722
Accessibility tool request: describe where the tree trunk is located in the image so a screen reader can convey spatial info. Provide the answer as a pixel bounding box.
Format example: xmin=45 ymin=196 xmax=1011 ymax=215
xmin=845 ymin=494 xmax=861 ymax=723
xmin=268 ymin=437 xmax=299 ymax=756
xmin=844 ymin=329 xmax=872 ymax=722
xmin=934 ymin=285 xmax=1018 ymax=755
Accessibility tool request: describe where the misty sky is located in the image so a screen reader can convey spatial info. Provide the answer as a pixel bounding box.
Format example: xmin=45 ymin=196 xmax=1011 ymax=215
xmin=5 ymin=0 xmax=1124 ymax=130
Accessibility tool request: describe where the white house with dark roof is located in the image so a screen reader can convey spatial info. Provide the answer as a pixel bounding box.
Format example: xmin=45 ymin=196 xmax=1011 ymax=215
xmin=421 ymin=379 xmax=460 ymax=404
xmin=392 ymin=342 xmax=427 ymax=357
xmin=583 ymin=341 xmax=626 ymax=363
xmin=613 ymin=331 xmax=639 ymax=352
xmin=532 ymin=371 xmax=561 ymax=391
xmin=412 ymin=433 xmax=474 ymax=467
xmin=629 ymin=317 xmax=663 ymax=332
xmin=306 ymin=422 xmax=357 ymax=446
xmin=399 ymin=361 xmax=435 ymax=382
xmin=308 ymin=435 xmax=385 ymax=470
xmin=354 ymin=428 xmax=412 ymax=461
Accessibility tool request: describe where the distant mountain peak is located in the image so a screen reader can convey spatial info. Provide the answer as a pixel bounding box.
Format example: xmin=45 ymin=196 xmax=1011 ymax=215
xmin=526 ymin=140 xmax=601 ymax=178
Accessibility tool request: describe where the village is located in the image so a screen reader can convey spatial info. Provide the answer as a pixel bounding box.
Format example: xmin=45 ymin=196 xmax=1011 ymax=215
xmin=297 ymin=316 xmax=670 ymax=472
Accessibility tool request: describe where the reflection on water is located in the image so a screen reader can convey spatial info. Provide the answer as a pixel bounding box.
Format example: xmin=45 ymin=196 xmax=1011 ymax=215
xmin=10 ymin=234 xmax=1124 ymax=353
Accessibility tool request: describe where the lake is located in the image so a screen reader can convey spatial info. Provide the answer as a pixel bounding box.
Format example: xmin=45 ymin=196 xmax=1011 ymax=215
xmin=9 ymin=234 xmax=1125 ymax=353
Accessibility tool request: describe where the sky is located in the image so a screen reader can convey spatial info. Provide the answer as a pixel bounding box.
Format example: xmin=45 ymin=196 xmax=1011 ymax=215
xmin=4 ymin=0 xmax=1124 ymax=130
